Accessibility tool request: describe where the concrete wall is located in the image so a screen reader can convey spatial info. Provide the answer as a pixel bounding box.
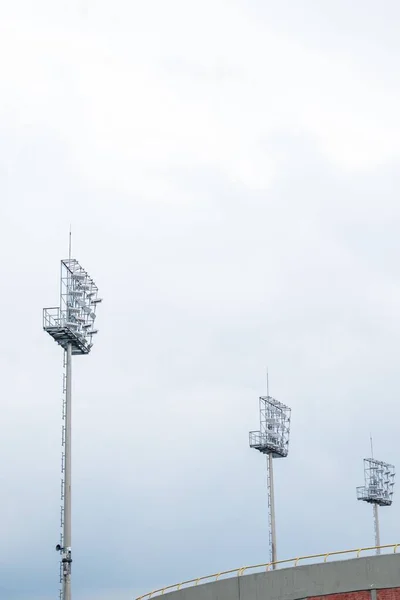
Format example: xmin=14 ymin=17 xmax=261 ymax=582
xmin=162 ymin=555 xmax=400 ymax=600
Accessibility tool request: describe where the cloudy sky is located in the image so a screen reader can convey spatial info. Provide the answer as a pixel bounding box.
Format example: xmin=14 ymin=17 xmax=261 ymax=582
xmin=2 ymin=0 xmax=400 ymax=598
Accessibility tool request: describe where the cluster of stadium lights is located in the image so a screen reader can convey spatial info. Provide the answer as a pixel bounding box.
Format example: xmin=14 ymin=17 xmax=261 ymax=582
xmin=357 ymin=458 xmax=395 ymax=507
xmin=62 ymin=259 xmax=102 ymax=346
xmin=43 ymin=259 xmax=102 ymax=356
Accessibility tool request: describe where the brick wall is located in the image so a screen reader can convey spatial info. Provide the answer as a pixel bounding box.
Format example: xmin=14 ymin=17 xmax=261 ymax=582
xmin=310 ymin=591 xmax=400 ymax=600
xmin=378 ymin=590 xmax=400 ymax=600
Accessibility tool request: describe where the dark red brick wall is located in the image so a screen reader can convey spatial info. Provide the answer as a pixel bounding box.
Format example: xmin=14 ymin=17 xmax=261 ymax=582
xmin=378 ymin=590 xmax=400 ymax=600
xmin=310 ymin=592 xmax=396 ymax=600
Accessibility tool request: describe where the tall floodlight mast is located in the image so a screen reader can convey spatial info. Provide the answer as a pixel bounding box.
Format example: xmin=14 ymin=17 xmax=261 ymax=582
xmin=249 ymin=375 xmax=291 ymax=568
xmin=43 ymin=252 xmax=102 ymax=600
xmin=356 ymin=441 xmax=395 ymax=555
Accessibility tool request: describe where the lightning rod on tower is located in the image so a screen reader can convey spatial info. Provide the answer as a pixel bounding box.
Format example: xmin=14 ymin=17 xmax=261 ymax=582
xmin=43 ymin=248 xmax=102 ymax=600
xmin=249 ymin=374 xmax=291 ymax=568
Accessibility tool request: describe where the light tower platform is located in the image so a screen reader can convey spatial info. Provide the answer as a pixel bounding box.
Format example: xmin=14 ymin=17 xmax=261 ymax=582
xmin=249 ymin=396 xmax=291 ymax=458
xmin=43 ymin=307 xmax=92 ymax=354
xmin=43 ymin=258 xmax=100 ymax=355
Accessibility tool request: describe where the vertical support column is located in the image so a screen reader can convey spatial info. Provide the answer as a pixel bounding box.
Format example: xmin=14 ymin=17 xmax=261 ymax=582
xmin=268 ymin=454 xmax=277 ymax=568
xmin=62 ymin=342 xmax=72 ymax=600
xmin=373 ymin=504 xmax=380 ymax=555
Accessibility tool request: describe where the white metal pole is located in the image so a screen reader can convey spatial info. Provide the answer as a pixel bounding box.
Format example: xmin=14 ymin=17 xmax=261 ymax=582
xmin=63 ymin=342 xmax=72 ymax=600
xmin=373 ymin=504 xmax=380 ymax=555
xmin=269 ymin=453 xmax=277 ymax=568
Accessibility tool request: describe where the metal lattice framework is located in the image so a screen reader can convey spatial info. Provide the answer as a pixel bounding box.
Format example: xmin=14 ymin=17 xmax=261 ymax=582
xmin=43 ymin=259 xmax=100 ymax=355
xmin=357 ymin=458 xmax=395 ymax=507
xmin=249 ymin=396 xmax=291 ymax=458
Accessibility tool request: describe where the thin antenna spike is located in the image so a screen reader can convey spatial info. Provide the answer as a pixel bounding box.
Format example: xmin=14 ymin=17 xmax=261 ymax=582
xmin=266 ymin=368 xmax=269 ymax=397
xmin=68 ymin=226 xmax=72 ymax=260
xmin=370 ymin=434 xmax=374 ymax=459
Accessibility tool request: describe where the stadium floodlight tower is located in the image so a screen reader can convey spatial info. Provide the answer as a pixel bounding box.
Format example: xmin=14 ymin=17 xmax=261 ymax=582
xmin=43 ymin=255 xmax=102 ymax=600
xmin=356 ymin=446 xmax=395 ymax=555
xmin=249 ymin=376 xmax=291 ymax=568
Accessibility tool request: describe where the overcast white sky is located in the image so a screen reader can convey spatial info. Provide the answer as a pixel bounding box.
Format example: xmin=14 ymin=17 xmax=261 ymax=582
xmin=2 ymin=1 xmax=400 ymax=599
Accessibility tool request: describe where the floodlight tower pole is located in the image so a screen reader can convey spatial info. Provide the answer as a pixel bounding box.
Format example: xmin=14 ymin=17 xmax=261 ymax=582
xmin=266 ymin=373 xmax=277 ymax=567
xmin=373 ymin=504 xmax=380 ymax=554
xmin=249 ymin=376 xmax=291 ymax=569
xmin=370 ymin=437 xmax=381 ymax=555
xmin=43 ymin=256 xmax=101 ymax=600
xmin=357 ymin=454 xmax=395 ymax=556
xmin=64 ymin=231 xmax=72 ymax=600
xmin=63 ymin=342 xmax=72 ymax=600
xmin=268 ymin=453 xmax=277 ymax=566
